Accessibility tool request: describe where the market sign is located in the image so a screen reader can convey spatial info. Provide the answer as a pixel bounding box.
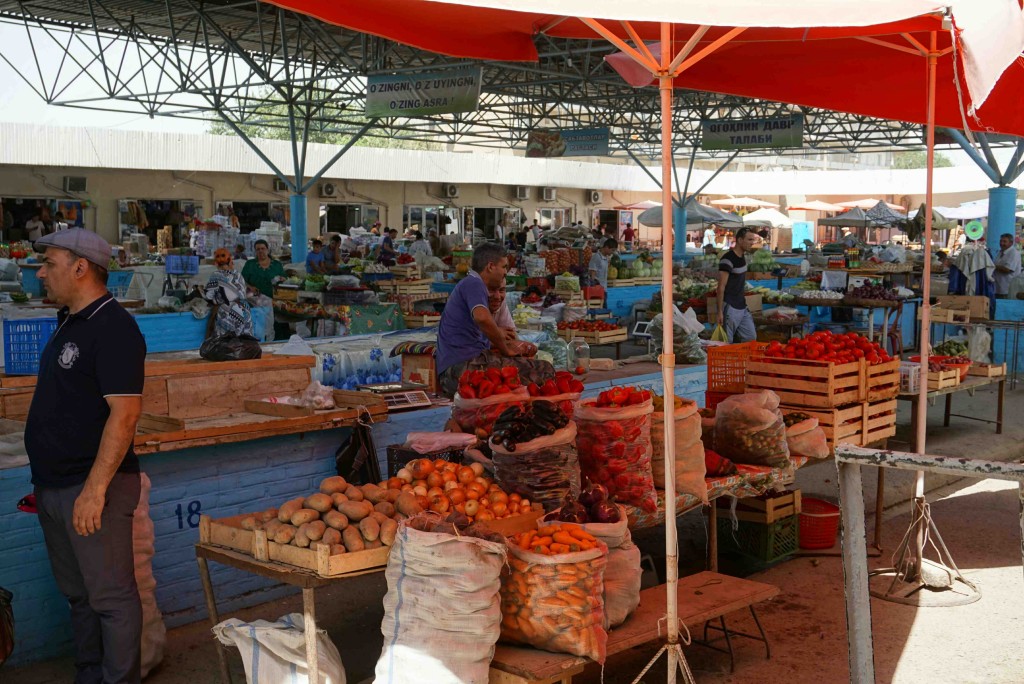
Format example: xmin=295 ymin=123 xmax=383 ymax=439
xmin=700 ymin=115 xmax=804 ymax=150
xmin=365 ymin=66 xmax=482 ymax=117
xmin=526 ymin=127 xmax=610 ymax=158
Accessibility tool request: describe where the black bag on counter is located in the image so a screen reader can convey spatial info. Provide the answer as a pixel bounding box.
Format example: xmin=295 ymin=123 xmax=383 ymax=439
xmin=199 ymin=334 xmax=263 ymax=362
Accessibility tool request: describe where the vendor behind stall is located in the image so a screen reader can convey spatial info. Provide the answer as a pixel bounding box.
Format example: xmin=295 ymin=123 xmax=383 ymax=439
xmin=588 ymin=238 xmax=617 ymax=289
xmin=204 ymin=248 xmax=254 ymax=337
xmin=488 ymin=282 xmax=516 ymax=342
xmin=305 ymin=239 xmax=327 ymax=274
xmin=242 ymin=239 xmax=289 ymax=339
xmin=436 ymin=243 xmax=541 ymax=397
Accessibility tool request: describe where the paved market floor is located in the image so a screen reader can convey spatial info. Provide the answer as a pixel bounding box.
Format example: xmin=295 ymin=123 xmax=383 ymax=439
xmin=10 ymin=380 xmax=1024 ymax=684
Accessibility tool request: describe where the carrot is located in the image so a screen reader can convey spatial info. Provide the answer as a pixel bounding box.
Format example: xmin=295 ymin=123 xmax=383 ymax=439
xmin=549 ymin=543 xmax=570 ymax=554
xmin=552 ymin=531 xmax=577 ymax=546
xmin=518 ymin=531 xmax=536 ymax=550
xmin=566 ymin=527 xmax=595 ymax=542
xmin=535 ymin=535 xmax=553 ymax=547
xmin=531 ymin=545 xmax=549 ymax=555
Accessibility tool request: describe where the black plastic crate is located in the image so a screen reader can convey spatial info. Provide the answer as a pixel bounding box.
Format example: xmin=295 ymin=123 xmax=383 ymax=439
xmin=385 ymin=445 xmax=463 ymax=478
xmin=717 ymin=513 xmax=799 ymax=564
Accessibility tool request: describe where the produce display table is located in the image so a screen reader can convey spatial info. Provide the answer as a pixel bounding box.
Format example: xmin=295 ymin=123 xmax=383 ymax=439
xmin=273 ymin=300 xmax=404 ymax=334
xmin=490 ymin=572 xmax=778 ymax=684
xmin=791 ymin=299 xmax=901 ymax=343
xmin=195 ymin=542 xmax=384 ymax=684
xmin=898 ymin=375 xmax=1005 ymax=452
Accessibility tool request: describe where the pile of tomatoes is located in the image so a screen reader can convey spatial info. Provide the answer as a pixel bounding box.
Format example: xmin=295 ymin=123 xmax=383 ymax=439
xmin=396 ymin=253 xmax=415 ymax=265
xmin=557 ymin=320 xmax=621 ymax=332
xmin=762 ymin=331 xmax=892 ymax=366
xmin=390 ymin=458 xmax=532 ymax=522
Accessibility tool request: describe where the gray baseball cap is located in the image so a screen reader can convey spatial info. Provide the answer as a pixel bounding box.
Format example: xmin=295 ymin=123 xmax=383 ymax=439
xmin=34 ymin=229 xmax=112 ymax=269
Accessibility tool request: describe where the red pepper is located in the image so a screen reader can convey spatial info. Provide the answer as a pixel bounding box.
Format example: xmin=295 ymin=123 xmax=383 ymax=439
xmin=478 ymin=380 xmax=495 ymax=399
xmin=470 ymin=370 xmax=485 ymax=385
xmin=460 ymin=384 xmax=477 ymax=399
xmin=459 ymin=369 xmax=472 ymax=385
xmin=506 ymin=376 xmax=521 ymax=389
xmin=493 ymin=384 xmax=510 ymax=394
xmin=527 ymin=382 xmax=540 ymax=396
xmin=541 ymin=380 xmax=559 ymax=396
xmin=556 ymin=378 xmax=571 ymax=394
xmin=485 ymin=368 xmax=502 ymax=384
xmin=500 ymin=366 xmax=518 ymax=379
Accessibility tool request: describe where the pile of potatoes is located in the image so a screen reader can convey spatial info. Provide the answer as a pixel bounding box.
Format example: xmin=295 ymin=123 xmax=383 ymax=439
xmin=240 ymin=475 xmax=424 ymax=555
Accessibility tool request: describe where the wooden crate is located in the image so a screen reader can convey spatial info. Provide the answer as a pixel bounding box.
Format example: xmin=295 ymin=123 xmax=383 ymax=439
xmin=479 ymin=505 xmax=544 ymax=537
xmin=558 ymin=326 xmax=629 ymax=345
xmin=390 ymin=263 xmax=421 ymax=279
xmin=552 ymin=289 xmax=586 ymax=306
xmin=927 ymin=368 xmax=960 ymax=390
xmin=968 ymin=363 xmax=1006 ymax=378
xmin=332 ymin=389 xmax=389 ymax=421
xmin=633 ymin=276 xmax=661 ymax=285
xmin=798 ymin=399 xmax=897 ymax=453
xmin=403 ymin=313 xmax=441 ymax=328
xmin=608 ymin=279 xmax=635 ymax=287
xmin=716 ymin=490 xmax=801 ymax=523
xmin=746 ymin=356 xmax=900 ymax=408
xmin=273 ymin=285 xmax=299 ymax=301
xmin=387 ymin=278 xmax=433 ymax=296
xmin=920 ymin=307 xmax=969 ymax=324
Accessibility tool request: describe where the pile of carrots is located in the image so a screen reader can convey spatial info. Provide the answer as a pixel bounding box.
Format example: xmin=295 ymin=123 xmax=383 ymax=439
xmin=511 ymin=524 xmax=597 ymax=555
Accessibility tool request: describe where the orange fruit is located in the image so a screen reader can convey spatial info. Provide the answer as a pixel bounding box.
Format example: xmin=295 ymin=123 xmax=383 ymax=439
xmin=475 ymin=509 xmax=495 ymax=522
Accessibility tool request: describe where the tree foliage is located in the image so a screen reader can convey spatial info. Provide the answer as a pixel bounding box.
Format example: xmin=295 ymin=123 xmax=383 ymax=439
xmin=893 ymin=150 xmax=953 ymax=169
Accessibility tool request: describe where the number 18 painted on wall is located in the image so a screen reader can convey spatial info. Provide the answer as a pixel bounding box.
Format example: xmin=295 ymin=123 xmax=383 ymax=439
xmin=175 ymin=500 xmax=202 ymax=529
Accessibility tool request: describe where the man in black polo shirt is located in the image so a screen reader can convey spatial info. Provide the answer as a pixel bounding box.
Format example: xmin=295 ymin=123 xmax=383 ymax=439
xmin=716 ymin=227 xmax=760 ymax=343
xmin=27 ymin=229 xmax=146 ymax=684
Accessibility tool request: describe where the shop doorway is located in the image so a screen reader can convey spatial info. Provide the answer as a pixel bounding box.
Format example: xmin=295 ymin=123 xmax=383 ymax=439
xmin=321 ymin=204 xmax=379 ymax=235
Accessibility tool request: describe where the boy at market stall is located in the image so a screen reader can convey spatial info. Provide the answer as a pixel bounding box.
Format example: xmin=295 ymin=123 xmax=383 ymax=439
xmin=717 ymin=227 xmax=759 ymax=343
xmin=622 ymin=223 xmax=635 ymax=251
xmin=305 ymin=239 xmax=327 ymax=274
xmin=378 ymin=228 xmax=398 ymax=266
xmin=436 ymin=242 xmax=537 ymax=397
xmin=588 ymin=237 xmax=617 ymax=289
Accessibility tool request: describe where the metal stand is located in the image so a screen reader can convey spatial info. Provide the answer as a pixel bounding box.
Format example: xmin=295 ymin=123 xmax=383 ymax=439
xmin=869 ymin=496 xmax=980 ymax=606
xmin=694 ymin=605 xmax=771 ymax=673
xmin=628 ymin=642 xmax=696 ymax=684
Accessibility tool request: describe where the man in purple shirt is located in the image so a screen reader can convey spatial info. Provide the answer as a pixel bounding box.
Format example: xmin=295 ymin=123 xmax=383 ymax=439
xmin=437 ymin=243 xmax=534 ymax=396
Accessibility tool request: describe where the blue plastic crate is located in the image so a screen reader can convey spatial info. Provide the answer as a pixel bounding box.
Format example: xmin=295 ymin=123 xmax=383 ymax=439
xmin=165 ymin=255 xmax=200 ymax=275
xmin=3 ymin=318 xmax=58 ymax=375
xmin=107 ymin=270 xmax=134 ymax=298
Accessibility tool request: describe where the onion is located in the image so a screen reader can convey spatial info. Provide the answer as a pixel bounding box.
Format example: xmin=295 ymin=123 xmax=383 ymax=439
xmin=579 ymin=482 xmax=608 ymax=507
xmin=557 ymin=495 xmax=590 ymax=524
xmin=590 ymin=501 xmax=620 ymax=524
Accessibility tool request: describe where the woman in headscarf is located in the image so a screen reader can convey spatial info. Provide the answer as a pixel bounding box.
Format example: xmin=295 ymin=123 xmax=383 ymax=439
xmin=204 ymin=247 xmax=254 ymax=337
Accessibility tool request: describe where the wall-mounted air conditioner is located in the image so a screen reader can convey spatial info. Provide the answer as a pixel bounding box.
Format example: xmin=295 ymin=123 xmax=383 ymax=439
xmin=541 ymin=187 xmax=557 ymax=202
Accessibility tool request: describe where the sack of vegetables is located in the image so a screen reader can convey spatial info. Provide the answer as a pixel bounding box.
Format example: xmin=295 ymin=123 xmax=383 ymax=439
xmin=501 ymin=525 xmax=609 ymax=662
xmin=784 ymin=412 xmax=830 ymax=459
xmin=650 ymin=396 xmax=708 ymax=503
xmin=452 ymin=374 xmax=530 ymax=439
xmin=543 ymin=494 xmax=641 ymax=629
xmin=713 ymin=391 xmax=792 ymax=468
xmin=491 ymin=413 xmax=581 ymax=513
xmin=574 ymin=389 xmax=658 ymax=513
xmin=375 ymin=513 xmax=507 ymax=684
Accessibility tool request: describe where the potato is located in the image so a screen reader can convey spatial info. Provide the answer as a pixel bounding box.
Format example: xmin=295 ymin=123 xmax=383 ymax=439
xmin=373 ymin=501 xmax=396 ymax=518
xmin=259 ymin=509 xmax=279 ymax=522
xmin=369 ymin=511 xmax=390 ymax=527
xmin=273 ymin=524 xmax=297 ymax=544
xmin=385 ymin=489 xmax=402 ymax=504
xmin=379 ymin=518 xmax=398 ymax=546
xmin=359 ymin=516 xmax=380 ymax=542
xmin=304 ymin=493 xmax=333 ymax=513
xmin=323 ymin=510 xmax=349 ymax=531
xmin=342 ymin=526 xmax=365 ymax=552
xmin=322 ymin=527 xmax=342 ymax=547
xmin=329 ymin=544 xmax=347 ymax=556
xmin=263 ymin=519 xmax=284 ymax=537
xmin=365 ymin=538 xmax=384 ymax=549
xmin=319 ymin=476 xmax=348 ymax=495
xmin=395 ymin=492 xmax=423 ymax=517
xmin=240 ymin=516 xmax=259 ymax=531
xmin=293 ymin=527 xmax=310 ymax=548
xmin=336 ymin=501 xmax=373 ymax=522
xmin=361 ymin=484 xmax=389 ymax=504
xmin=331 ymin=492 xmax=349 ymax=508
xmin=343 ymin=485 xmax=365 ymax=502
xmin=277 ymin=498 xmax=304 ymax=523
xmin=304 ymin=520 xmax=327 ymax=541
xmin=290 ymin=508 xmax=321 ymax=526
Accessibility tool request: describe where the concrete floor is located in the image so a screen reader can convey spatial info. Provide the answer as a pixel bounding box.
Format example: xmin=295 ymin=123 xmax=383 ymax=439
xmin=9 ymin=380 xmax=1023 ymax=684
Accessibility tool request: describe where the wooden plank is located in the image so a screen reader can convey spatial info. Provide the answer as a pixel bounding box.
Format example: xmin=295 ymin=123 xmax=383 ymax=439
xmin=194 ymin=543 xmax=331 ymax=589
xmin=244 ymin=399 xmax=315 ymax=418
xmin=0 ymin=388 xmax=34 ymax=421
xmin=166 ymin=367 xmax=312 ymax=419
xmin=137 ymin=413 xmax=185 ymax=433
xmin=490 ymin=572 xmax=779 ymax=682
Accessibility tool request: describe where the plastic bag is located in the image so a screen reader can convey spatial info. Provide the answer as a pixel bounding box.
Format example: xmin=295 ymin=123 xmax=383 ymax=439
xmin=375 ymin=518 xmax=505 ymax=684
xmin=403 ymin=431 xmax=477 ymax=454
xmin=453 ymin=387 xmax=530 ymax=438
xmin=300 ymin=381 xmax=336 ymax=410
xmin=713 ymin=391 xmax=791 ymax=468
xmin=563 ymin=306 xmax=587 ymax=323
xmin=492 ymin=423 xmax=581 ymax=512
xmin=785 ymin=417 xmax=830 ymax=459
xmin=200 ymin=333 xmax=262 ymax=361
xmin=214 ymin=613 xmax=346 ymax=684
xmin=561 ymin=506 xmax=641 ymax=629
xmin=711 ymin=325 xmax=729 ymax=342
xmin=967 ymin=325 xmax=992 ymax=363
xmin=574 ymin=399 xmax=658 ymax=513
xmin=649 ymin=316 xmax=707 ymax=364
xmin=650 ymin=402 xmax=707 ymax=502
xmin=500 ymin=540 xmax=608 ymax=662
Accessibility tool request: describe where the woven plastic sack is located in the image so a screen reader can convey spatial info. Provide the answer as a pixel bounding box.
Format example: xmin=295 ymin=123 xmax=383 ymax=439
xmin=500 ymin=541 xmax=608 ymax=662
xmin=574 ymin=399 xmax=657 ymax=512
xmin=452 ymin=387 xmax=530 ymax=438
xmin=134 ymin=473 xmax=166 ymax=677
xmin=492 ymin=423 xmax=581 ymax=512
xmin=214 ymin=614 xmax=346 ymax=684
xmin=376 ymin=518 xmax=506 ymax=684
xmin=560 ymin=506 xmax=640 ymax=629
xmin=785 ymin=417 xmax=830 ymax=459
xmin=651 ymin=401 xmax=707 ymax=503
xmin=713 ymin=391 xmax=791 ymax=468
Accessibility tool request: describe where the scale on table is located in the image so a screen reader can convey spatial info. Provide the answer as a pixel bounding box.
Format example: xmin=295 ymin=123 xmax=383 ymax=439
xmin=356 ymin=382 xmax=433 ymax=411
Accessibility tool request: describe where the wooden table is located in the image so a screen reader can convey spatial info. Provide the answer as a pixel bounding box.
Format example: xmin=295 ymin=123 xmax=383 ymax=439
xmin=195 ymin=543 xmax=385 ymax=684
xmin=489 ymin=572 xmax=779 ymax=683
xmin=898 ymin=374 xmax=1006 ymax=452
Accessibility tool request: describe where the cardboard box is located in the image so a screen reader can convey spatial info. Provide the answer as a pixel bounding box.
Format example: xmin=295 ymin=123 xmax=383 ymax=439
xmin=934 ymin=295 xmax=989 ymax=320
xmin=706 ymin=293 xmax=763 ymax=324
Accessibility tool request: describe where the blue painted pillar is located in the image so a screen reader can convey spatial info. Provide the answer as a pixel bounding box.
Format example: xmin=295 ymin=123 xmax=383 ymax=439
xmin=673 ymin=204 xmax=688 ymax=261
xmin=987 ymin=186 xmax=1017 ymax=254
xmin=290 ymin=193 xmax=308 ymax=263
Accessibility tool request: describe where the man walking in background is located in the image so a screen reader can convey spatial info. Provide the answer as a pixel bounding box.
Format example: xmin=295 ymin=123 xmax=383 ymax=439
xmin=717 ymin=227 xmax=759 ymax=343
xmin=27 ymin=229 xmax=147 ymax=684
